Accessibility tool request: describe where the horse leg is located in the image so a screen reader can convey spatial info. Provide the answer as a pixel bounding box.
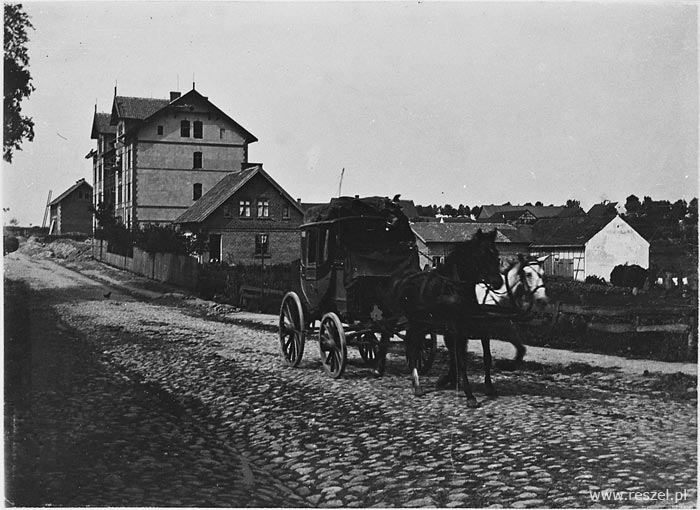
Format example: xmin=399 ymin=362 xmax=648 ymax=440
xmin=437 ymin=333 xmax=457 ymax=390
xmin=481 ymin=337 xmax=496 ymax=397
xmin=406 ymin=329 xmax=424 ymax=397
xmin=372 ymin=332 xmax=391 ymax=378
xmin=501 ymin=320 xmax=527 ymax=370
xmin=456 ymin=331 xmax=477 ymax=408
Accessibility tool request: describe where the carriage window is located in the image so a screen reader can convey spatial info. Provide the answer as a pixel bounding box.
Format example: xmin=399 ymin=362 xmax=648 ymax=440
xmin=317 ymin=229 xmax=328 ymax=264
xmin=306 ymin=230 xmax=318 ymax=264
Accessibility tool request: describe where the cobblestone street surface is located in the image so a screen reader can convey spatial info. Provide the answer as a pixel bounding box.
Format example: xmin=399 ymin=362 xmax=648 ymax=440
xmin=4 ymin=252 xmax=697 ymax=507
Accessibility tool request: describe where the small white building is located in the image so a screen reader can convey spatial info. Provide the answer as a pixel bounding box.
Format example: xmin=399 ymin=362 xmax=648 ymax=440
xmin=530 ymin=215 xmax=649 ymax=282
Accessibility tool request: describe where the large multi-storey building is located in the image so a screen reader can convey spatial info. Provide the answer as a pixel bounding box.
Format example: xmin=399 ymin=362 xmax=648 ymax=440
xmin=88 ymin=88 xmax=257 ymax=228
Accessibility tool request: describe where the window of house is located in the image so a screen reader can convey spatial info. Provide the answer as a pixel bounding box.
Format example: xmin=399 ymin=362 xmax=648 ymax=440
xmin=255 ymin=233 xmax=269 ymax=256
xmin=239 ymin=200 xmax=251 ymax=217
xmin=180 ymin=120 xmax=190 ymax=137
xmin=223 ymin=205 xmax=233 ymax=218
xmin=219 ymin=128 xmax=226 ymax=140
xmin=193 ymin=152 xmax=202 ymax=169
xmin=157 ymin=125 xmax=164 ymax=135
xmin=193 ymin=121 xmax=203 ymax=139
xmin=257 ymin=199 xmax=269 ymax=218
xmin=282 ymin=205 xmax=290 ymax=219
xmin=193 ymin=183 xmax=202 ymax=201
xmin=432 ymin=256 xmax=443 ymax=267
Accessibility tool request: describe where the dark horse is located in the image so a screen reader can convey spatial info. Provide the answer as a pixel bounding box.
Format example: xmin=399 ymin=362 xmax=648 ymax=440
xmin=438 ymin=254 xmax=549 ymax=397
xmin=375 ymin=229 xmax=503 ymax=406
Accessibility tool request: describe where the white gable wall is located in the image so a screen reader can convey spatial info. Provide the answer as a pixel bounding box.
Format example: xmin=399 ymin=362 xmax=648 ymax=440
xmin=584 ymin=216 xmax=649 ymax=281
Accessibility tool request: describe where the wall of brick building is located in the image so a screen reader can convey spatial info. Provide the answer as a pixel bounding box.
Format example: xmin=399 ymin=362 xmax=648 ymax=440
xmin=195 ymin=172 xmax=305 ymax=264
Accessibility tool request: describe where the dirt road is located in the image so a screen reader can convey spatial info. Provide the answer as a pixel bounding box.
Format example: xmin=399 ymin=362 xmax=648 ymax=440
xmin=4 ymin=251 xmax=698 ymax=507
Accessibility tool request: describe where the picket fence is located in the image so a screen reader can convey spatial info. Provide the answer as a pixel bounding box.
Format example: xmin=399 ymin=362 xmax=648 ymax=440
xmin=92 ymin=240 xmax=199 ymax=290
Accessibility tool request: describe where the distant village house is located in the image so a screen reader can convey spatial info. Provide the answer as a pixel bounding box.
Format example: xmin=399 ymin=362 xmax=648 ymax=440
xmin=48 ymin=178 xmax=93 ymax=235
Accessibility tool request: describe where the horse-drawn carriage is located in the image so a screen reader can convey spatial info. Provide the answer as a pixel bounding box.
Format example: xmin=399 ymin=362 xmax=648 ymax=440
xmin=278 ymin=195 xmax=549 ymax=404
xmin=278 ymin=196 xmax=437 ymax=379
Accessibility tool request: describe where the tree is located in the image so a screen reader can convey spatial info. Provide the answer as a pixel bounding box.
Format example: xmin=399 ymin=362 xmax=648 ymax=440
xmin=624 ymin=194 xmax=641 ymax=216
xmin=565 ymin=199 xmax=580 ymax=208
xmin=4 ymin=3 xmax=35 ymax=163
xmin=535 ymin=201 xmax=543 ymax=207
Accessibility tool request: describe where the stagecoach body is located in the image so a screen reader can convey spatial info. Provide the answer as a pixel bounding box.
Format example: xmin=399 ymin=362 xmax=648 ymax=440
xmin=278 ymin=196 xmax=437 ymax=378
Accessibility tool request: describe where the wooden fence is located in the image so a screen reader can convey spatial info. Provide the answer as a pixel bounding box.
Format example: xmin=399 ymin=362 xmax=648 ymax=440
xmin=548 ymin=302 xmax=697 ymax=355
xmin=92 ymin=240 xmax=199 ymax=291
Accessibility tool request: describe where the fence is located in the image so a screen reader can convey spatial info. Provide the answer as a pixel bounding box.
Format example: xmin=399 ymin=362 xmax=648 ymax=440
xmin=92 ymin=239 xmax=199 ymax=291
xmin=548 ymin=302 xmax=697 ymax=356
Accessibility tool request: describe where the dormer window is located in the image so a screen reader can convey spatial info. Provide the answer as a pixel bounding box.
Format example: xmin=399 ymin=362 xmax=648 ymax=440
xmin=193 ymin=121 xmax=203 ymax=139
xmin=180 ymin=120 xmax=190 ymax=137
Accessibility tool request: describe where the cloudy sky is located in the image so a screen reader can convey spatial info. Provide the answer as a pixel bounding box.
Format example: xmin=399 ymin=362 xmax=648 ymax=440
xmin=3 ymin=1 xmax=697 ymax=225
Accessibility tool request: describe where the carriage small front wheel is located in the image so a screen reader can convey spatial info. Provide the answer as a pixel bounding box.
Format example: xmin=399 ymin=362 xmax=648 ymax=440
xmin=358 ymin=332 xmax=381 ymax=365
xmin=279 ymin=292 xmax=306 ymax=367
xmin=318 ymin=312 xmax=347 ymax=378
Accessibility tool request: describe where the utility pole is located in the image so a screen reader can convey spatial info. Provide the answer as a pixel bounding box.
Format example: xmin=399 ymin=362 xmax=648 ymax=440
xmin=42 ymin=190 xmax=52 ymax=229
xmin=338 ymin=168 xmax=345 ymax=197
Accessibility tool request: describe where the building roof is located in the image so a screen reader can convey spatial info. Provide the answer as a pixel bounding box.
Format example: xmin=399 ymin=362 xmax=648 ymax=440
xmin=174 ymin=166 xmax=304 ymax=224
xmin=587 ymin=201 xmax=618 ymax=217
xmin=90 ymin=112 xmax=116 ymax=139
xmin=109 ymin=88 xmax=258 ymax=144
xmin=411 ymin=222 xmax=532 ymax=245
xmin=530 ymin=215 xmax=616 ymax=247
xmin=397 ymin=200 xmax=419 ymax=220
xmin=478 ymin=204 xmax=569 ymax=220
xmin=49 ymin=178 xmax=92 ymax=206
xmin=111 ymin=96 xmax=169 ymax=122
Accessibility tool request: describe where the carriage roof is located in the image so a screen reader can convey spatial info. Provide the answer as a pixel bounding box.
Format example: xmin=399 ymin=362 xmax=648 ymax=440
xmin=301 ymin=196 xmax=416 ymax=245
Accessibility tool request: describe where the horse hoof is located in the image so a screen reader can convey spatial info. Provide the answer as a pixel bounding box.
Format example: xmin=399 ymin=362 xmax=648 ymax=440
xmin=371 ymin=369 xmax=383 ymax=379
xmin=414 ymin=387 xmax=425 ymax=397
xmin=466 ymin=398 xmax=479 ymax=408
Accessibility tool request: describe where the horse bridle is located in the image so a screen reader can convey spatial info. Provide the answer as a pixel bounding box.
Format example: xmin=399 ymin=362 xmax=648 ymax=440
xmin=480 ymin=258 xmax=546 ymax=314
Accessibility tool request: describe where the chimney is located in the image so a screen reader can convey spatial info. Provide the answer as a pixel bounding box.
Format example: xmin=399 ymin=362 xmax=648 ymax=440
xmin=170 ymin=91 xmax=181 ymax=102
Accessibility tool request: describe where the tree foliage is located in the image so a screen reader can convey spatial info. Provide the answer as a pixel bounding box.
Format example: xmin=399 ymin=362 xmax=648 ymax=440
xmin=4 ymin=3 xmax=35 ymax=163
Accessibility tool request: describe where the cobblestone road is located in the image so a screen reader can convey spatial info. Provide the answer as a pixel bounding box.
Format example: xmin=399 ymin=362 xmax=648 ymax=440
xmin=5 ymin=253 xmax=697 ymax=507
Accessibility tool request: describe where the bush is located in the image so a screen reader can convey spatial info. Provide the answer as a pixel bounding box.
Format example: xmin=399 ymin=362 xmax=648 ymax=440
xmin=3 ymin=236 xmax=19 ymax=255
xmin=585 ymin=275 xmax=607 ymax=285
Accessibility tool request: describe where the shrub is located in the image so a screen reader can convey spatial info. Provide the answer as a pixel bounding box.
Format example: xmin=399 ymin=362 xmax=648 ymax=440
xmin=585 ymin=275 xmax=607 ymax=285
xmin=3 ymin=236 xmax=19 ymax=254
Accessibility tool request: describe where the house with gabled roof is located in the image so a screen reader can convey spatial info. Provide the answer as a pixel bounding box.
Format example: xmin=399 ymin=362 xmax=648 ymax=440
xmin=410 ymin=222 xmax=532 ymax=270
xmin=174 ymin=164 xmax=305 ymax=264
xmin=48 ymin=178 xmax=93 ymax=235
xmin=88 ymin=87 xmax=257 ymax=229
xmin=530 ymin=214 xmax=649 ymax=281
xmin=477 ymin=203 xmax=584 ymax=224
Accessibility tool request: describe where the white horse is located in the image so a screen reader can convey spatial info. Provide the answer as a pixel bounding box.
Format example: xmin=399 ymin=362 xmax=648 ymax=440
xmin=439 ymin=254 xmax=549 ymax=397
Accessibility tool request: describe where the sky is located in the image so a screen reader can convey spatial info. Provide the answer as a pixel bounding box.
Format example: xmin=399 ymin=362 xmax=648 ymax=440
xmin=2 ymin=1 xmax=698 ymax=226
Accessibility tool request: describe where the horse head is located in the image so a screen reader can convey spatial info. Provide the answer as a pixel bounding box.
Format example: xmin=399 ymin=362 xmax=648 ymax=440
xmin=444 ymin=228 xmax=503 ymax=291
xmin=512 ymin=254 xmax=549 ymax=312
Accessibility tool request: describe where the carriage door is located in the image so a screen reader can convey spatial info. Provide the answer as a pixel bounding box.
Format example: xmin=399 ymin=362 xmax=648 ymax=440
xmin=301 ymin=227 xmax=333 ymax=309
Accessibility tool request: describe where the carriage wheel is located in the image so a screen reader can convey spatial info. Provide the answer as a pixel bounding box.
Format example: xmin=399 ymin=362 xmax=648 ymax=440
xmin=279 ymin=292 xmax=306 ymax=367
xmin=358 ymin=332 xmax=380 ymax=366
xmin=318 ymin=312 xmax=347 ymax=379
xmin=409 ymin=332 xmax=437 ymax=375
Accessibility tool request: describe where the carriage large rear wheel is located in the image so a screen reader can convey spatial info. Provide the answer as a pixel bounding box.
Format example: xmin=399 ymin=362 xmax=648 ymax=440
xmin=279 ymin=292 xmax=306 ymax=367
xmin=412 ymin=332 xmax=437 ymax=375
xmin=318 ymin=312 xmax=347 ymax=378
